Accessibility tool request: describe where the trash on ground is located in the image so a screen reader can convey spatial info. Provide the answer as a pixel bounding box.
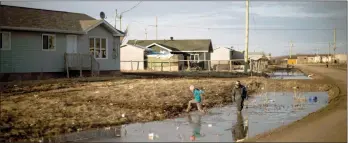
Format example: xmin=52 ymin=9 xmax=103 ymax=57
xmin=176 ymin=127 xmax=179 ymax=130
xmin=122 ymin=114 xmax=125 ymax=118
xmin=95 ymin=91 xmax=100 ymax=94
xmin=208 ymin=124 xmax=212 ymax=127
xmin=148 ymin=133 xmax=154 ymax=140
xmin=33 ymin=94 xmax=39 ymax=98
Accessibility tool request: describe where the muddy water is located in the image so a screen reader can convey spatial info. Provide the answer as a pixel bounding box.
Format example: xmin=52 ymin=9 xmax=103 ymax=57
xmin=269 ymin=70 xmax=311 ymax=79
xmin=44 ymin=92 xmax=328 ymax=143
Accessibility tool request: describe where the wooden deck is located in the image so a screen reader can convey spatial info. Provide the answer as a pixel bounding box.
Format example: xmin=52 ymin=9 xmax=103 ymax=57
xmin=64 ymin=53 xmax=100 ymax=78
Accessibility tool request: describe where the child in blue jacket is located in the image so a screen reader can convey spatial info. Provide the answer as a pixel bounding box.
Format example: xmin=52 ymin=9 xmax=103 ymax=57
xmin=186 ymin=85 xmax=205 ymax=113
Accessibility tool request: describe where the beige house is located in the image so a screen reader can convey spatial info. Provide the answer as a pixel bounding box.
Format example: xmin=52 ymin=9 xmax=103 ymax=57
xmin=120 ymin=44 xmax=151 ymax=71
xmin=334 ymin=54 xmax=347 ymax=63
xmin=210 ymin=46 xmax=233 ymax=66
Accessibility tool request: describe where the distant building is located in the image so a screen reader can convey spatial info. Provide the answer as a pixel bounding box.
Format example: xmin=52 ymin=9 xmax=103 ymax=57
xmin=297 ymin=56 xmax=308 ymax=64
xmin=334 ymin=54 xmax=347 ymax=63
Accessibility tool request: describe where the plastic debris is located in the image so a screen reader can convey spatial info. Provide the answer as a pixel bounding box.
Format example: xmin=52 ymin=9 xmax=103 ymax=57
xmin=176 ymin=127 xmax=179 ymax=130
xmin=33 ymin=94 xmax=39 ymax=98
xmin=208 ymin=124 xmax=212 ymax=127
xmin=190 ymin=135 xmax=196 ymax=141
xmin=95 ymin=91 xmax=100 ymax=94
xmin=148 ymin=133 xmax=154 ymax=140
xmin=122 ymin=114 xmax=125 ymax=118
xmin=109 ymin=103 xmax=113 ymax=106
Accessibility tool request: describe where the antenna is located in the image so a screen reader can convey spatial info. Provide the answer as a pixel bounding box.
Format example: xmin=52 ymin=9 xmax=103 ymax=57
xmin=100 ymin=11 xmax=106 ymax=19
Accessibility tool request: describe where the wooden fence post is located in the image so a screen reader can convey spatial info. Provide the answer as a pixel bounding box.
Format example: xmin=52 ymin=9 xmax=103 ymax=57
xmin=79 ymin=53 xmax=82 ymax=77
xmin=150 ymin=61 xmax=153 ymax=71
xmin=161 ymin=62 xmax=163 ymax=71
xmin=137 ymin=61 xmax=139 ymax=70
xmin=90 ymin=55 xmax=93 ymax=77
xmin=65 ymin=53 xmax=70 ymax=78
xmin=208 ymin=60 xmax=211 ymax=72
xmin=131 ymin=60 xmax=133 ymax=71
xmin=187 ymin=60 xmax=190 ymax=71
xmin=229 ymin=60 xmax=232 ymax=72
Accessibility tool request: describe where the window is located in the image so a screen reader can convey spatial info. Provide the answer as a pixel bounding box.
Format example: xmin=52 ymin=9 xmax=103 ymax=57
xmin=89 ymin=37 xmax=107 ymax=59
xmin=190 ymin=54 xmax=200 ymax=62
xmin=42 ymin=34 xmax=56 ymax=51
xmin=0 ymin=32 xmax=11 ymax=50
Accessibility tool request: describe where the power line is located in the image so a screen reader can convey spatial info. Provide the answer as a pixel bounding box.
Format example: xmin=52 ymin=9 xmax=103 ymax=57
xmin=120 ymin=1 xmax=142 ymax=15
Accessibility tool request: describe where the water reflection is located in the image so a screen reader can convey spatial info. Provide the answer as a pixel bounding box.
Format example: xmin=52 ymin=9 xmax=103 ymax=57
xmin=231 ymin=113 xmax=248 ymax=142
xmin=187 ymin=114 xmax=204 ymax=141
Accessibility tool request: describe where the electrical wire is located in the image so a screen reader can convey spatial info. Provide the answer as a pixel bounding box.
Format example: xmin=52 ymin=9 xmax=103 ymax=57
xmin=120 ymin=1 xmax=142 ymax=15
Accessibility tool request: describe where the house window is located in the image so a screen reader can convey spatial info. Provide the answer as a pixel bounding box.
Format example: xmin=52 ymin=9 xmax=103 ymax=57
xmin=0 ymin=32 xmax=11 ymax=50
xmin=190 ymin=54 xmax=200 ymax=62
xmin=42 ymin=34 xmax=56 ymax=51
xmin=89 ymin=37 xmax=107 ymax=59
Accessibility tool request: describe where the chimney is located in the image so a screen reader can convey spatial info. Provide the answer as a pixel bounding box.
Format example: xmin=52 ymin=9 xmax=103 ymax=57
xmin=170 ymin=37 xmax=173 ymax=40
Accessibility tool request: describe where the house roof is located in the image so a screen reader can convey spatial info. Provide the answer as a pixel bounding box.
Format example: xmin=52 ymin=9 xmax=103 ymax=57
xmin=127 ymin=39 xmax=212 ymax=52
xmin=120 ymin=44 xmax=152 ymax=51
xmin=0 ymin=5 xmax=124 ymax=35
xmin=249 ymin=52 xmax=265 ymax=56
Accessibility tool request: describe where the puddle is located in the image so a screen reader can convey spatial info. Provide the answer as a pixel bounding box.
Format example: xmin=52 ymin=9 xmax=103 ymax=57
xmin=43 ymin=92 xmax=328 ymax=142
xmin=269 ymin=70 xmax=312 ymax=79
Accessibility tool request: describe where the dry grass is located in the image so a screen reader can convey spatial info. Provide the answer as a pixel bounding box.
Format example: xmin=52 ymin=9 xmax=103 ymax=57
xmin=0 ymin=76 xmax=338 ymax=142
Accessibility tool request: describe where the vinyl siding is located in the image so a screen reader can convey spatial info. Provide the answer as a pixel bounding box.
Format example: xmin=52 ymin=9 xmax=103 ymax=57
xmin=0 ymin=30 xmax=67 ymax=73
xmin=79 ymin=24 xmax=121 ymax=71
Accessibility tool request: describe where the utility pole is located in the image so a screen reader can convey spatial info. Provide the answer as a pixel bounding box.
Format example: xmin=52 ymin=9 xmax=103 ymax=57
xmin=156 ymin=16 xmax=158 ymax=40
xmin=328 ymin=42 xmax=331 ymax=57
xmin=145 ymin=28 xmax=148 ymax=40
xmin=289 ymin=41 xmax=293 ymax=58
xmin=243 ymin=0 xmax=249 ymax=73
xmin=333 ymin=28 xmax=336 ymax=61
xmin=119 ymin=15 xmax=122 ymax=31
xmin=115 ymin=9 xmax=117 ymax=28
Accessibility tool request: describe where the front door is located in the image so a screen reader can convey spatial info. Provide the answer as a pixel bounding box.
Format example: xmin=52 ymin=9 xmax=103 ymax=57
xmin=66 ymin=35 xmax=77 ymax=53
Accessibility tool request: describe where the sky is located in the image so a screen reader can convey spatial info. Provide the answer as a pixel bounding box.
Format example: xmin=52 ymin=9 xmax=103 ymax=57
xmin=3 ymin=1 xmax=347 ymax=56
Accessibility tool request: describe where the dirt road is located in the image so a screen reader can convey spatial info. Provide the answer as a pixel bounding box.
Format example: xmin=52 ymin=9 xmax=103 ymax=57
xmin=248 ymin=65 xmax=347 ymax=142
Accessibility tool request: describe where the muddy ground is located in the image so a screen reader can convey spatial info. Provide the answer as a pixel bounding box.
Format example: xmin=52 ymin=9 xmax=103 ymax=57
xmin=0 ymin=73 xmax=340 ymax=142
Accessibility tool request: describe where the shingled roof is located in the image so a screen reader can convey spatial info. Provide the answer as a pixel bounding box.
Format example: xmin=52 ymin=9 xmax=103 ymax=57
xmin=0 ymin=5 xmax=124 ymax=35
xmin=127 ymin=39 xmax=213 ymax=52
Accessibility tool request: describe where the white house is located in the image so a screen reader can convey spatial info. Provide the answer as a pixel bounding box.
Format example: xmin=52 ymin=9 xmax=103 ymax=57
xmin=120 ymin=44 xmax=151 ymax=71
xmin=210 ymin=46 xmax=233 ymax=65
xmin=334 ymin=54 xmax=347 ymax=63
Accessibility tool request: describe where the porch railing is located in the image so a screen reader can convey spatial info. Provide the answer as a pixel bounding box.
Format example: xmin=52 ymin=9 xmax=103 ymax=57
xmin=64 ymin=53 xmax=100 ymax=78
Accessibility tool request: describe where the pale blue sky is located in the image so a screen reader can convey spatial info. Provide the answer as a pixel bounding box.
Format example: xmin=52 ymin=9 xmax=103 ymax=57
xmin=3 ymin=1 xmax=347 ymax=56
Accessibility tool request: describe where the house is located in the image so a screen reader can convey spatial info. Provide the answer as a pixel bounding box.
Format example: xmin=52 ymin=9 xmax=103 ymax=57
xmin=296 ymin=56 xmax=308 ymax=64
xmin=307 ymin=56 xmax=315 ymax=63
xmin=314 ymin=56 xmax=322 ymax=63
xmin=210 ymin=46 xmax=233 ymax=68
xmin=334 ymin=54 xmax=347 ymax=63
xmin=120 ymin=44 xmax=152 ymax=71
xmin=287 ymin=59 xmax=297 ymax=65
xmin=127 ymin=37 xmax=213 ymax=70
xmin=0 ymin=5 xmax=124 ymax=81
xmin=248 ymin=52 xmax=265 ymax=61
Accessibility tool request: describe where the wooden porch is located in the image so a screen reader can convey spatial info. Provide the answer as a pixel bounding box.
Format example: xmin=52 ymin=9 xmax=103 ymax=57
xmin=64 ymin=53 xmax=100 ymax=78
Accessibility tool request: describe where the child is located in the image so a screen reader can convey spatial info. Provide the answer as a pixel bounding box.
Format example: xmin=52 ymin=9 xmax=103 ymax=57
xmin=186 ymin=85 xmax=205 ymax=113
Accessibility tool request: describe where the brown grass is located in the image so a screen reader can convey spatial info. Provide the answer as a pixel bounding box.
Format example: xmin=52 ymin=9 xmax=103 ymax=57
xmin=0 ymin=76 xmax=338 ymax=142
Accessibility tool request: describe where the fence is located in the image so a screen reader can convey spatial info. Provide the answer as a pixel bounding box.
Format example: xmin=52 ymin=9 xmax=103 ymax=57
xmin=120 ymin=59 xmax=268 ymax=73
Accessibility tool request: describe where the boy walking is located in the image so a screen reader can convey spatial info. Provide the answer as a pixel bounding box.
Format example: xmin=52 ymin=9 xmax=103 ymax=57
xmin=232 ymin=81 xmax=248 ymax=114
xmin=186 ymin=85 xmax=205 ymax=113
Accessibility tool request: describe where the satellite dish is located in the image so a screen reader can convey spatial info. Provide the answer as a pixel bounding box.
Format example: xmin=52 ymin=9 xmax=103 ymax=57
xmin=100 ymin=12 xmax=106 ymax=19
